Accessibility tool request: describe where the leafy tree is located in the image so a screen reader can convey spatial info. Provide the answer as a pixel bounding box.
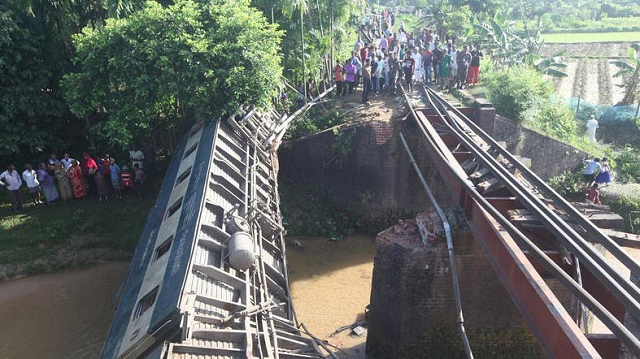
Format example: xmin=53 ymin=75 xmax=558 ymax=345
xmin=63 ymin=0 xmax=284 ymax=148
xmin=422 ymin=0 xmax=473 ymax=41
xmin=0 ymin=2 xmax=77 ymax=156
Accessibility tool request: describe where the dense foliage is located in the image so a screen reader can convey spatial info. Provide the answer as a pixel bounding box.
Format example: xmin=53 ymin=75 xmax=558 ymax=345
xmin=483 ymin=66 xmax=552 ymax=120
xmin=0 ymin=2 xmax=77 ymax=156
xmin=63 ymin=0 xmax=283 ymax=147
xmin=251 ymin=0 xmax=365 ymax=92
xmin=482 ymin=65 xmax=578 ymax=140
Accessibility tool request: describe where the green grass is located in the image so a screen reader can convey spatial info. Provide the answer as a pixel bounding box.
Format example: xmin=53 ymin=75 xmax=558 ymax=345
xmin=0 ymin=182 xmax=158 ymax=267
xmin=541 ymin=31 xmax=640 ymax=43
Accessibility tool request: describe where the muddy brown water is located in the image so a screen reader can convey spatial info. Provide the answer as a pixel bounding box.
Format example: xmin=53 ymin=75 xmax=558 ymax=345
xmin=0 ymin=261 xmax=128 ymax=359
xmin=0 ymin=235 xmax=375 ymax=358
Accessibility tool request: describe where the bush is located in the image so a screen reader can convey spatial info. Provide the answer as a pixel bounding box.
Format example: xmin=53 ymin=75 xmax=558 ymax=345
xmin=549 ymin=171 xmax=585 ymax=199
xmin=483 ymin=65 xmax=555 ymax=122
xmin=279 ymin=181 xmax=360 ymax=240
xmin=614 ymin=145 xmax=640 ymax=183
xmin=285 ymin=109 xmax=347 ymax=140
xmin=600 ymin=184 xmax=640 ymax=233
xmin=525 ymin=96 xmax=578 ymax=140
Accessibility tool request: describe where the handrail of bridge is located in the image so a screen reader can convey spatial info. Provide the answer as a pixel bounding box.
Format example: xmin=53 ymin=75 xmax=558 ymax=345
xmin=426 ymin=87 xmax=640 ymax=279
xmin=399 ymin=130 xmax=474 ymax=359
xmin=402 ymin=83 xmax=640 ymax=357
xmin=423 ymin=87 xmax=640 ymax=324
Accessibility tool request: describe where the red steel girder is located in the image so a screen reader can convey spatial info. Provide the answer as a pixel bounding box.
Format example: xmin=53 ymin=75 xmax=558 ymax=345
xmin=413 ymin=109 xmax=600 ymax=358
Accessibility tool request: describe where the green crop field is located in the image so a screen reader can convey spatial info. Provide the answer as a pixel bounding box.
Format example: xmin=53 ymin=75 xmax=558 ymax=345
xmin=541 ymin=31 xmax=640 ymax=43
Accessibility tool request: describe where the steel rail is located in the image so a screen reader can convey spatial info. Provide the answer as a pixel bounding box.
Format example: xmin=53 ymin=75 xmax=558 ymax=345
xmin=422 ymin=87 xmax=640 ymax=323
xmin=426 ymin=87 xmax=640 ymax=278
xmin=399 ymin=84 xmax=640 ymax=357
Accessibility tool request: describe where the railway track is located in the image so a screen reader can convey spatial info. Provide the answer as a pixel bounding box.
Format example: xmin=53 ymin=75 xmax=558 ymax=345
xmin=400 ymin=82 xmax=640 ymax=358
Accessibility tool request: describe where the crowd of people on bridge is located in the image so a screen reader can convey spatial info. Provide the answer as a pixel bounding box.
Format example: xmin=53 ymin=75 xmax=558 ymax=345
xmin=334 ymin=9 xmax=484 ymax=104
xmin=0 ymin=145 xmax=154 ymax=211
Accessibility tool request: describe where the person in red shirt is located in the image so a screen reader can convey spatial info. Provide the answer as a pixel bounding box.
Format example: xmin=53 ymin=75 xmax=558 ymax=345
xmin=585 ymin=184 xmax=601 ymax=205
xmin=334 ymin=62 xmax=344 ymax=97
xmin=81 ymin=152 xmax=98 ymax=195
xmin=101 ymin=154 xmax=111 ymax=178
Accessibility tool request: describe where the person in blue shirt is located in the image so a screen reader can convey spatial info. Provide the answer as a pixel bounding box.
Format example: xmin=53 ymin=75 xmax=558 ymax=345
xmin=582 ymin=157 xmax=603 ymax=189
xmin=109 ymin=158 xmax=122 ymax=199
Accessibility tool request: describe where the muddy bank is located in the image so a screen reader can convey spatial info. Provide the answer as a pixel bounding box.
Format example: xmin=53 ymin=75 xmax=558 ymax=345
xmin=0 ymin=234 xmax=131 ymax=281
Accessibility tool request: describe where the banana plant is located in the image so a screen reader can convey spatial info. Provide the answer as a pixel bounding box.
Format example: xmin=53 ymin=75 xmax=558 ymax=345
xmin=534 ymin=50 xmax=568 ymax=78
xmin=611 ymin=43 xmax=640 ymax=105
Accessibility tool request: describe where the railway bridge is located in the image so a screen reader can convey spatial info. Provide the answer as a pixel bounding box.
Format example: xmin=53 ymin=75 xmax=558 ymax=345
xmin=99 ymin=55 xmax=640 ymax=359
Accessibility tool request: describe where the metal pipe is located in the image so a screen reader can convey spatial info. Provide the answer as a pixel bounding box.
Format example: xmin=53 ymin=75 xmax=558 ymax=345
xmin=398 ymin=132 xmax=474 ymax=359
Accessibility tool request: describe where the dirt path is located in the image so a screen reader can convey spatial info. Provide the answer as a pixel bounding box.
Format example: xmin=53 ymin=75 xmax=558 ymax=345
xmin=329 ymin=89 xmax=409 ymax=125
xmin=557 ymin=59 xmax=578 ymax=100
xmin=572 ymin=58 xmax=589 ymax=99
xmin=598 ymin=58 xmax=614 ymax=105
xmin=584 ymin=60 xmax=601 ymax=104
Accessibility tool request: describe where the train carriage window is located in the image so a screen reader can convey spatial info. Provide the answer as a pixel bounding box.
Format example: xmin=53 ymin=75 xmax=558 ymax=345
xmin=175 ymin=167 xmax=192 ymax=187
xmin=183 ymin=143 xmax=198 ymax=159
xmin=166 ymin=197 xmax=183 ymax=219
xmin=155 ymin=236 xmax=174 ymax=261
xmin=133 ymin=286 xmax=159 ymax=320
xmin=189 ymin=123 xmax=204 ymax=138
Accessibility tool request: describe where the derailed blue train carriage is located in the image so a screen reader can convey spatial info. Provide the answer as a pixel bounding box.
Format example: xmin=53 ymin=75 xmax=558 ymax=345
xmin=101 ymin=112 xmax=326 ymax=359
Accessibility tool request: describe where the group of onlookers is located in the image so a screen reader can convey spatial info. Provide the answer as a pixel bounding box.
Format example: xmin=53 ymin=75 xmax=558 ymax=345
xmin=337 ymin=9 xmax=484 ymax=104
xmin=0 ymin=145 xmax=151 ymax=212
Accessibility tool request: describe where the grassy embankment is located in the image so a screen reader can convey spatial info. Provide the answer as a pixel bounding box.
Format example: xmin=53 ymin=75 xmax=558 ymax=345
xmin=0 ymin=183 xmax=158 ymax=279
xmin=541 ymin=31 xmax=640 ymax=43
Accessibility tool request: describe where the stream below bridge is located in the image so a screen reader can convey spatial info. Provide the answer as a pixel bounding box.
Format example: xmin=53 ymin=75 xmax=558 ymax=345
xmin=0 ymin=235 xmax=375 ymax=358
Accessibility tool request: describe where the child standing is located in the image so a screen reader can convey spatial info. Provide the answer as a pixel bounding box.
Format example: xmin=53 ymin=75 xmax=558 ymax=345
xmin=120 ymin=166 xmax=133 ymax=200
xmin=595 ymin=157 xmax=611 ymax=186
xmin=95 ymin=170 xmax=108 ymax=201
xmin=585 ymin=183 xmax=601 ymax=205
xmin=134 ymin=163 xmax=146 ymax=200
xmin=109 ymin=158 xmax=122 ymax=199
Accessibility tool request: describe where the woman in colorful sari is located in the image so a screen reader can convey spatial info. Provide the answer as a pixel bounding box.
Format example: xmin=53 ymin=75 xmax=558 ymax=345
xmin=439 ymin=49 xmax=451 ymax=87
xmin=54 ymin=162 xmax=73 ymax=201
xmin=69 ymin=160 xmax=87 ymax=199
xmin=37 ymin=163 xmax=59 ymax=204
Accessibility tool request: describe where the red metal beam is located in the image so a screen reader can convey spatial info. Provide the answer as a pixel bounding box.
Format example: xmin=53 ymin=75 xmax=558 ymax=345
xmin=525 ymin=252 xmax=626 ymax=323
xmin=587 ymin=334 xmax=621 ymax=359
xmin=452 ymin=152 xmax=472 ymax=163
xmin=413 ymin=109 xmax=600 ymax=358
xmin=485 ymin=197 xmax=522 ymax=215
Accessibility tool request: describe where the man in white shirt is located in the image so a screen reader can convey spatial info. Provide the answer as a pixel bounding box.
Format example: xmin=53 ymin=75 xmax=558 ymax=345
xmin=412 ymin=47 xmax=423 ymax=83
xmin=0 ymin=164 xmax=23 ymax=211
xmin=22 ymin=163 xmax=41 ymax=205
xmin=397 ymin=30 xmax=407 ymax=44
xmin=586 ymin=114 xmax=599 ymax=143
xmin=60 ymin=153 xmax=75 ymax=171
xmin=130 ymin=145 xmax=145 ymax=169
